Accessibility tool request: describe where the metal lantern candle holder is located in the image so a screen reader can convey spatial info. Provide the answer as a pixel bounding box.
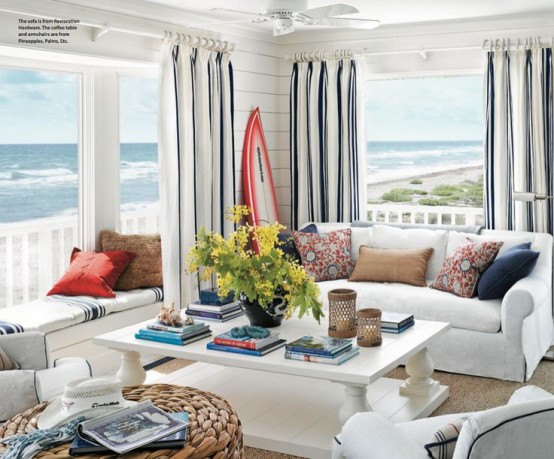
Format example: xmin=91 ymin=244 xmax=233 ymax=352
xmin=357 ymin=308 xmax=382 ymax=347
xmin=328 ymin=288 xmax=357 ymax=338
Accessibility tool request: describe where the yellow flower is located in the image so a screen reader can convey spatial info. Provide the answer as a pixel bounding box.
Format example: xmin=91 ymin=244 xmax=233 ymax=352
xmin=185 ymin=205 xmax=324 ymax=323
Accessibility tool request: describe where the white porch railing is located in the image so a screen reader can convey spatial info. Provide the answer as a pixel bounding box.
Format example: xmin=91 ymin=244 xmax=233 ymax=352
xmin=0 ymin=208 xmax=160 ymax=309
xmin=366 ymin=204 xmax=484 ymax=226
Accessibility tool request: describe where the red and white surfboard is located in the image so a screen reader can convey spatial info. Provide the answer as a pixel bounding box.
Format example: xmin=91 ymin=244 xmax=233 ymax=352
xmin=242 ymin=107 xmax=280 ymax=253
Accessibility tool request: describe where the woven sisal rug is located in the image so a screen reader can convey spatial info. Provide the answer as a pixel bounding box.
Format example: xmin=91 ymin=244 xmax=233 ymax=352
xmin=151 ymin=350 xmax=554 ymax=459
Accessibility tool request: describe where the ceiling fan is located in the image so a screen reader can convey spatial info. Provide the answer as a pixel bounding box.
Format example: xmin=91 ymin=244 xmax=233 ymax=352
xmin=205 ymin=0 xmax=380 ymax=36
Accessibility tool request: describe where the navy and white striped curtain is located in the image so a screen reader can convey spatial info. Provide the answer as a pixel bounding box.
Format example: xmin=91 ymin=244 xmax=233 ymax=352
xmin=484 ymin=43 xmax=554 ymax=234
xmin=290 ymin=59 xmax=365 ymax=229
xmin=159 ymin=43 xmax=235 ymax=309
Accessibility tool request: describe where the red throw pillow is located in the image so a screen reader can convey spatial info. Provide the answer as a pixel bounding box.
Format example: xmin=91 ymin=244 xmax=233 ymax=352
xmin=430 ymin=240 xmax=503 ymax=298
xmin=292 ymin=228 xmax=355 ymax=281
xmin=48 ymin=248 xmax=135 ymax=298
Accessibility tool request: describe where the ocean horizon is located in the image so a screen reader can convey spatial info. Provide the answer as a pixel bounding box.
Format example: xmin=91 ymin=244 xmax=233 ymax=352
xmin=0 ymin=142 xmax=159 ymax=224
xmin=367 ymin=140 xmax=483 ymax=184
xmin=0 ymin=140 xmax=483 ymax=224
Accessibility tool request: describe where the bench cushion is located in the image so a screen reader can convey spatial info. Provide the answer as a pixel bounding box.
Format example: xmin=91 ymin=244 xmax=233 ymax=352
xmin=0 ymin=288 xmax=163 ymax=335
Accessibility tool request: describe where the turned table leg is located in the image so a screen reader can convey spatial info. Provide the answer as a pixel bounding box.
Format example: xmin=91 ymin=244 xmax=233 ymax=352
xmin=338 ymin=383 xmax=372 ymax=425
xmin=399 ymin=346 xmax=440 ymax=397
xmin=116 ymin=350 xmax=146 ymax=385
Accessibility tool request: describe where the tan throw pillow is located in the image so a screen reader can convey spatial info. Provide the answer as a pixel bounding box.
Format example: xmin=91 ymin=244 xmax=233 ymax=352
xmin=349 ymin=246 xmax=434 ymax=287
xmin=100 ymin=231 xmax=162 ymax=291
xmin=0 ymin=344 xmax=16 ymax=371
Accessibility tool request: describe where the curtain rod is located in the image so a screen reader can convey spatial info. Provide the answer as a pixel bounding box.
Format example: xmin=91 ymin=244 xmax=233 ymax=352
xmin=482 ymin=36 xmax=554 ymax=51
xmin=163 ymin=31 xmax=234 ymax=53
xmin=284 ymin=45 xmax=482 ymax=62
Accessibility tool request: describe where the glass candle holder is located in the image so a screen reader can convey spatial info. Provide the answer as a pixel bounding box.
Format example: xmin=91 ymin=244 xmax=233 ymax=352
xmin=356 ymin=308 xmax=382 ymax=347
xmin=328 ymin=288 xmax=357 ymax=338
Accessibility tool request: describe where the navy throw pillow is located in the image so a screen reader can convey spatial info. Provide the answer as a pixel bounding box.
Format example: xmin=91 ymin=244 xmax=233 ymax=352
xmin=478 ymin=243 xmax=539 ymax=300
xmin=278 ymin=224 xmax=318 ymax=263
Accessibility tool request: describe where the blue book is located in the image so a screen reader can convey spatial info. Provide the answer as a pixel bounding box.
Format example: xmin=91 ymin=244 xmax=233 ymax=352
xmin=185 ymin=307 xmax=242 ymax=319
xmin=69 ymin=412 xmax=188 ymax=454
xmin=207 ymin=339 xmax=286 ymax=356
xmin=146 ymin=321 xmax=207 ymax=334
xmin=138 ymin=325 xmax=209 ymax=340
xmin=381 ymin=321 xmax=415 ymax=334
xmin=285 ymin=347 xmax=360 ymax=365
xmin=285 ymin=335 xmax=353 ymax=356
xmin=188 ymin=310 xmax=244 ymax=323
xmin=135 ymin=330 xmax=211 ymax=346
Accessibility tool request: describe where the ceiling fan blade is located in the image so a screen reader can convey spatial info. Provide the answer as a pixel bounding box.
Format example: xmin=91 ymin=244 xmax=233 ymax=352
xmin=297 ymin=4 xmax=359 ymax=20
xmin=311 ymin=17 xmax=380 ymax=30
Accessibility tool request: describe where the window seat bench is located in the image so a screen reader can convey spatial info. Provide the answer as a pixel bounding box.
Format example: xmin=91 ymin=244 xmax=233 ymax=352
xmin=0 ymin=288 xmax=163 ymax=375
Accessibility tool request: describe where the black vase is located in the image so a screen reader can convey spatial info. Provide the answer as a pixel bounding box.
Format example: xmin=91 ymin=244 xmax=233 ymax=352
xmin=239 ymin=295 xmax=287 ymax=328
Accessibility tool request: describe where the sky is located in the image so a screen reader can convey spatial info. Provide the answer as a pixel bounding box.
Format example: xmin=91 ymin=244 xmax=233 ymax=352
xmin=365 ymin=75 xmax=484 ymax=142
xmin=0 ymin=68 xmax=158 ymax=144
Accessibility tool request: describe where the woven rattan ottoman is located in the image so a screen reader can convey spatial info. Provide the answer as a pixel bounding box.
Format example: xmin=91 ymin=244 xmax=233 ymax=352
xmin=0 ymin=383 xmax=244 ymax=459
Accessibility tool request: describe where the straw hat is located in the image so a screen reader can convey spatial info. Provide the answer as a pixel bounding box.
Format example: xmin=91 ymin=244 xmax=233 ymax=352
xmin=38 ymin=377 xmax=136 ymax=429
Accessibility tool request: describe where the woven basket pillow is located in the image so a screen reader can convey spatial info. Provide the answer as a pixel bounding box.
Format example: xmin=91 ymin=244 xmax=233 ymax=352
xmin=100 ymin=231 xmax=163 ymax=291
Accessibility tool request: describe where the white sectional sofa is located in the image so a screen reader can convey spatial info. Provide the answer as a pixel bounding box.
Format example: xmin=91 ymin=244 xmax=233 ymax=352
xmin=310 ymin=222 xmax=553 ymax=382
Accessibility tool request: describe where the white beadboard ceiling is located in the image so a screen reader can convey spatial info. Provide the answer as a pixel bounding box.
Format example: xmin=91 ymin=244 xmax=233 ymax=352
xmin=52 ymin=0 xmax=554 ymax=36
xmin=139 ymin=0 xmax=554 ymax=28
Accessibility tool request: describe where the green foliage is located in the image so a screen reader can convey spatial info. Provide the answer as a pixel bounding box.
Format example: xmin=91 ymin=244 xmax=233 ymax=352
xmin=381 ymin=188 xmax=427 ymax=202
xmin=410 ymin=179 xmax=423 ymax=185
xmin=418 ymin=198 xmax=443 ymax=206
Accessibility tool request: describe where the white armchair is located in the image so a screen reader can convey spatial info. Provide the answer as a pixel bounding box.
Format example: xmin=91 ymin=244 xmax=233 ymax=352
xmin=333 ymin=386 xmax=554 ymax=459
xmin=0 ymin=332 xmax=92 ymax=422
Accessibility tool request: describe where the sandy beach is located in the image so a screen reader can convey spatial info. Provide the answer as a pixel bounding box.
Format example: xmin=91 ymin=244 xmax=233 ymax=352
xmin=367 ymin=165 xmax=483 ymax=206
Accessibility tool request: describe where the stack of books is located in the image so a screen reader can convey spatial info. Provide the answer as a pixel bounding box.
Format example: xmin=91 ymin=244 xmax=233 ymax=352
xmin=206 ymin=329 xmax=286 ymax=356
xmin=284 ymin=335 xmax=359 ymax=365
xmin=381 ymin=312 xmax=415 ymax=333
xmin=185 ymin=300 xmax=244 ymax=323
xmin=135 ymin=320 xmax=211 ymax=345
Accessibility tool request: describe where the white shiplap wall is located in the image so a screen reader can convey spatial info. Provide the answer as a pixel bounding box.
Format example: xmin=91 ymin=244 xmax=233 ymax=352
xmin=231 ymin=37 xmax=292 ymax=227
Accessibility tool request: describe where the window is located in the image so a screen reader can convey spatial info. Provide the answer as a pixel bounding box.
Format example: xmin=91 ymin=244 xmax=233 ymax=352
xmin=119 ymin=76 xmax=159 ymax=234
xmin=365 ymin=75 xmax=484 ymax=225
xmin=0 ymin=67 xmax=80 ymax=306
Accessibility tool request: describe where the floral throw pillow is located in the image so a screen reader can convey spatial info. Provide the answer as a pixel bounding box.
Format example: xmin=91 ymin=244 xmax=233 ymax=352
xmin=292 ymin=228 xmax=355 ymax=282
xmin=430 ymin=239 xmax=503 ymax=298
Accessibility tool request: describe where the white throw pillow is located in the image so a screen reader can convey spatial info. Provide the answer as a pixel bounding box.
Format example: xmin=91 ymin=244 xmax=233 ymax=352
xmin=446 ymin=231 xmax=532 ymax=258
xmin=372 ymin=225 xmax=448 ymax=281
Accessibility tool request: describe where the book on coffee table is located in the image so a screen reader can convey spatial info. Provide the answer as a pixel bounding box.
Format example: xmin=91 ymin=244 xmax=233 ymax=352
xmin=207 ymin=339 xmax=286 ymax=356
xmin=70 ymin=412 xmax=188 ymax=455
xmin=213 ymin=330 xmax=280 ymax=350
xmin=381 ymin=312 xmax=414 ymax=329
xmin=285 ymin=347 xmax=360 ymax=365
xmin=285 ymin=335 xmax=353 ymax=356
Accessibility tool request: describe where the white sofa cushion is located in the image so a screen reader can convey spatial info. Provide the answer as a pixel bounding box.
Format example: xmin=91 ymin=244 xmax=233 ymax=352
xmin=446 ymin=231 xmax=532 ymax=258
xmin=318 ymin=279 xmax=502 ymax=333
xmin=371 ymin=225 xmax=448 ymax=281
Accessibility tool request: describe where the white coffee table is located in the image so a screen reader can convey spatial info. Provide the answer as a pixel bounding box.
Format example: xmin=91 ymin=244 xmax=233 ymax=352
xmin=94 ymin=315 xmax=450 ymax=458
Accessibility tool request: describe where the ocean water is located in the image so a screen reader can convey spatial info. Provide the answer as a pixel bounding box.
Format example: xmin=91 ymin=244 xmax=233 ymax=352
xmin=367 ymin=140 xmax=483 ymax=184
xmin=0 ymin=143 xmax=158 ymax=224
xmin=0 ymin=141 xmax=482 ymax=224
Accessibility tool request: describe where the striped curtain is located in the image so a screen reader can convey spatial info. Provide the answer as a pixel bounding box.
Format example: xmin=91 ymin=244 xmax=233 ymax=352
xmin=159 ymin=43 xmax=235 ymax=309
xmin=290 ymin=59 xmax=365 ymax=229
xmin=484 ymin=44 xmax=554 ymax=234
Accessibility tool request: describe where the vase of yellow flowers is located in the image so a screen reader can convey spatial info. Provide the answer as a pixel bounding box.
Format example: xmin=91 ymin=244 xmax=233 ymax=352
xmin=186 ymin=205 xmax=324 ymax=327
